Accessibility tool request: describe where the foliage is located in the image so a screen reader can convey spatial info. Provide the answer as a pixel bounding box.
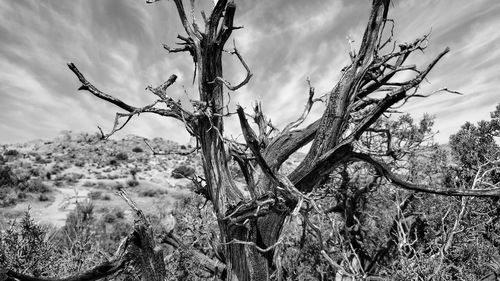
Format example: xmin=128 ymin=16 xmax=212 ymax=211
xmin=3 ymin=149 xmax=19 ymax=156
xmin=138 ymin=188 xmax=168 ymax=197
xmin=132 ymin=146 xmax=144 ymax=153
xmin=165 ymin=195 xmax=220 ymax=280
xmin=115 ymin=152 xmax=129 ymax=161
xmin=0 ymin=211 xmax=59 ymax=277
xmin=171 ymin=165 xmax=195 ymax=179
xmin=126 ymin=179 xmax=139 ymax=187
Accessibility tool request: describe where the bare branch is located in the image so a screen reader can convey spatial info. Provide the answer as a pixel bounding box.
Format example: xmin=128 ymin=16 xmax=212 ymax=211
xmin=160 ymin=232 xmax=226 ymax=275
xmin=351 ymin=153 xmax=500 ymax=197
xmin=264 ymin=120 xmax=319 ymax=171
xmin=172 ymin=0 xmax=198 ymax=38
xmin=217 ymin=0 xmax=236 ymax=44
xmin=282 ymin=79 xmax=318 ymax=133
xmin=208 ymin=0 xmax=229 ymax=38
xmin=68 ymin=62 xmax=136 ymax=112
xmin=68 ymin=62 xmax=198 ymax=138
xmin=145 ymin=75 xmax=177 ymax=100
xmin=220 ymin=238 xmax=283 ymax=253
xmin=162 ymin=43 xmax=190 ymax=53
xmin=236 ymin=106 xmax=280 ymax=186
xmin=289 ymin=142 xmax=354 ymax=192
xmin=211 ymin=43 xmax=252 ymax=91
xmin=349 ymin=47 xmax=450 ymax=140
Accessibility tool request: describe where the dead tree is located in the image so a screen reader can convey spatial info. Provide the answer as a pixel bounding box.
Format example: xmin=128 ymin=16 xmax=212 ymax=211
xmin=4 ymin=0 xmax=500 ymax=280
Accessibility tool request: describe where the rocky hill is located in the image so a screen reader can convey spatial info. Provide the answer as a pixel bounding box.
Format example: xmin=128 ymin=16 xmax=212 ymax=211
xmin=0 ymin=131 xmax=200 ymax=228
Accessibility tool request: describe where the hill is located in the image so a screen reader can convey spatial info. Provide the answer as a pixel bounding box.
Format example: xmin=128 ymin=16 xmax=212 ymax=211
xmin=0 ymin=131 xmax=199 ymax=228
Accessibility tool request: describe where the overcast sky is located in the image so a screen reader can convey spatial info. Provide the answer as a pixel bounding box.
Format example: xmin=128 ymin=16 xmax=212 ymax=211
xmin=1 ymin=0 xmax=499 ymax=145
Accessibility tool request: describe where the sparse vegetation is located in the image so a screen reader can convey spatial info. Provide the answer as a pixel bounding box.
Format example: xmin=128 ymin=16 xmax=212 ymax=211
xmin=171 ymin=165 xmax=195 ymax=179
xmin=88 ymin=191 xmax=102 ymax=200
xmin=138 ymin=188 xmax=168 ymax=197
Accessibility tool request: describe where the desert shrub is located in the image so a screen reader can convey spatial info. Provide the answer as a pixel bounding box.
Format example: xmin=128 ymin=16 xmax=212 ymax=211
xmin=0 ymin=165 xmax=17 ymax=187
xmin=138 ymin=188 xmax=168 ymax=197
xmin=109 ymin=159 xmax=117 ymax=166
xmin=165 ymin=194 xmax=219 ymax=279
xmin=171 ymin=165 xmax=195 ymax=179
xmin=4 ymin=149 xmax=19 ymax=156
xmin=88 ymin=191 xmax=102 ymax=200
xmin=102 ymin=194 xmax=111 ymax=201
xmin=126 ymin=179 xmax=139 ymax=187
xmin=34 ymin=154 xmax=42 ymax=162
xmin=132 ymin=146 xmax=143 ymax=153
xmin=114 ymin=209 xmax=125 ymax=219
xmin=114 ymin=182 xmax=124 ymax=190
xmin=102 ymin=213 xmax=116 ymax=224
xmin=0 ymin=211 xmax=59 ymax=276
xmin=0 ymin=188 xmax=17 ymax=207
xmin=25 ymin=178 xmax=50 ymax=193
xmin=38 ymin=194 xmax=49 ymax=201
xmin=82 ymin=181 xmax=96 ymax=187
xmin=115 ymin=152 xmax=128 ymax=161
xmin=17 ymin=192 xmax=27 ymax=200
xmin=78 ymin=201 xmax=95 ymax=221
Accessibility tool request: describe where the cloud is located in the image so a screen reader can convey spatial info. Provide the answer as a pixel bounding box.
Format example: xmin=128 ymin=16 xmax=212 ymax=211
xmin=0 ymin=0 xmax=499 ymax=145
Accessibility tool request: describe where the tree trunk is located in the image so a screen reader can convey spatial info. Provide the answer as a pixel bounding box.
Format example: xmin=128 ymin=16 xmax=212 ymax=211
xmin=221 ymin=209 xmax=286 ymax=281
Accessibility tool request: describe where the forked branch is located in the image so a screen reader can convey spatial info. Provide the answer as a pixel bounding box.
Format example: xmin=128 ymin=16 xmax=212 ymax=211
xmin=68 ymin=62 xmax=196 ymax=138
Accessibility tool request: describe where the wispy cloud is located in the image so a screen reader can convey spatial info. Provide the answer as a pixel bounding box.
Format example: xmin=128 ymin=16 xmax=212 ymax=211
xmin=0 ymin=0 xmax=498 ymax=144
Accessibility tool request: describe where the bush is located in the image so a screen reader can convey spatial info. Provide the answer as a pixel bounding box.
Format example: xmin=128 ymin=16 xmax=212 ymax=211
xmin=0 ymin=165 xmax=17 ymax=187
xmin=126 ymin=179 xmax=139 ymax=187
xmin=0 ymin=211 xmax=59 ymax=276
xmin=82 ymin=181 xmax=96 ymax=187
xmin=171 ymin=165 xmax=195 ymax=179
xmin=88 ymin=191 xmax=102 ymax=200
xmin=17 ymin=192 xmax=27 ymax=200
xmin=25 ymin=178 xmax=50 ymax=193
xmin=102 ymin=213 xmax=116 ymax=224
xmin=102 ymin=194 xmax=111 ymax=200
xmin=114 ymin=209 xmax=125 ymax=219
xmin=77 ymin=201 xmax=95 ymax=221
xmin=138 ymin=188 xmax=168 ymax=197
xmin=115 ymin=152 xmax=128 ymax=161
xmin=132 ymin=147 xmax=143 ymax=153
xmin=0 ymin=188 xmax=17 ymax=207
xmin=114 ymin=182 xmax=124 ymax=190
xmin=38 ymin=194 xmax=49 ymax=201
xmin=4 ymin=149 xmax=19 ymax=156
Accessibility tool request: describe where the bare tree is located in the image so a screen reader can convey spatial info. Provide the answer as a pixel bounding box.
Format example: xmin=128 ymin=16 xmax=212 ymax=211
xmin=4 ymin=1 xmax=500 ymax=281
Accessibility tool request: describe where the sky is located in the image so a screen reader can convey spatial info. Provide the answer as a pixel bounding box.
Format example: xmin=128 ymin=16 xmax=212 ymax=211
xmin=1 ymin=0 xmax=499 ymax=145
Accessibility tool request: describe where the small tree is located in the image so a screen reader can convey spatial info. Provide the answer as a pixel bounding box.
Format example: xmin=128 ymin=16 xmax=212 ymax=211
xmin=5 ymin=1 xmax=500 ymax=281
